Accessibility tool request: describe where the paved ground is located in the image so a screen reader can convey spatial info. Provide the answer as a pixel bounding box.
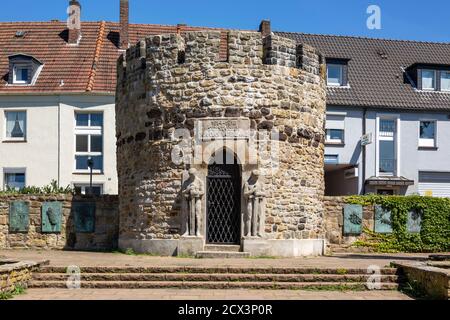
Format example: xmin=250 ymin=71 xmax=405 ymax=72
xmin=0 ymin=249 xmax=431 ymax=269
xmin=1 ymin=250 xmax=427 ymax=300
xmin=13 ymin=288 xmax=413 ymax=300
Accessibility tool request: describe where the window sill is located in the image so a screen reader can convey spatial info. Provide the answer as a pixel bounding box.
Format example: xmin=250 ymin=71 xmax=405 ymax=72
xmin=72 ymin=172 xmax=104 ymax=175
xmin=2 ymin=139 xmax=27 ymax=143
xmin=418 ymin=146 xmax=438 ymax=150
xmin=325 ymin=142 xmax=345 ymax=146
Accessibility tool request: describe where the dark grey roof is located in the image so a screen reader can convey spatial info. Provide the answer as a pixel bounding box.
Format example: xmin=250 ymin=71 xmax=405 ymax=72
xmin=276 ymin=32 xmax=450 ymax=111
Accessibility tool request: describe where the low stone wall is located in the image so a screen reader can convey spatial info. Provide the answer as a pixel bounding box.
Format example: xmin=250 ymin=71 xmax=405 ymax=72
xmin=0 ymin=194 xmax=119 ymax=251
xmin=0 ymin=260 xmax=38 ymax=293
xmin=394 ymin=261 xmax=450 ymax=300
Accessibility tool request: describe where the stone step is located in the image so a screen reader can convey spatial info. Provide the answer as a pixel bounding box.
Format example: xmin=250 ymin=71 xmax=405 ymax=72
xmin=195 ymin=251 xmax=250 ymax=258
xmin=32 ymin=272 xmax=401 ymax=283
xmin=36 ymin=266 xmax=399 ymax=275
xmin=29 ymin=280 xmax=400 ymax=290
xmin=203 ymin=244 xmax=241 ymax=252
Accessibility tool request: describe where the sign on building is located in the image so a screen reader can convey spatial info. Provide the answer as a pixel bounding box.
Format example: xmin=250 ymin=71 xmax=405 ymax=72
xmin=361 ymin=132 xmax=373 ymax=146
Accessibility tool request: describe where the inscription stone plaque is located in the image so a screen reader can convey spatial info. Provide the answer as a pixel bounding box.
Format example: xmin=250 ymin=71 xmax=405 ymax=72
xmin=374 ymin=205 xmax=393 ymax=233
xmin=9 ymin=201 xmax=29 ymax=232
xmin=196 ymin=118 xmax=251 ymax=141
xmin=343 ymin=204 xmax=363 ymax=235
xmin=407 ymin=209 xmax=422 ymax=233
xmin=41 ymin=202 xmax=62 ymax=233
xmin=73 ymin=202 xmax=95 ymax=233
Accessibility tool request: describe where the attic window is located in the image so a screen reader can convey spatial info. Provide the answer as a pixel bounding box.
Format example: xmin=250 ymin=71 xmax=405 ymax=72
xmin=12 ymin=64 xmax=30 ymax=84
xmin=326 ymin=59 xmax=349 ymax=87
xmin=8 ymin=54 xmax=43 ymax=86
xmin=15 ymin=31 xmax=27 ymax=38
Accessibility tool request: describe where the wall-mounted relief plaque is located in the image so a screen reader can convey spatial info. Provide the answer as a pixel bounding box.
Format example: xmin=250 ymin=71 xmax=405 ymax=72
xmin=374 ymin=205 xmax=393 ymax=233
xmin=9 ymin=201 xmax=29 ymax=233
xmin=196 ymin=118 xmax=251 ymax=141
xmin=343 ymin=204 xmax=363 ymax=235
xmin=41 ymin=202 xmax=62 ymax=233
xmin=407 ymin=209 xmax=422 ymax=233
xmin=73 ymin=202 xmax=95 ymax=233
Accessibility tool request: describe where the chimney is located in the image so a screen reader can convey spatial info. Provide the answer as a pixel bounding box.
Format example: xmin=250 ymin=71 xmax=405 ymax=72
xmin=67 ymin=0 xmax=82 ymax=44
xmin=120 ymin=0 xmax=129 ymax=49
xmin=259 ymin=20 xmax=271 ymax=37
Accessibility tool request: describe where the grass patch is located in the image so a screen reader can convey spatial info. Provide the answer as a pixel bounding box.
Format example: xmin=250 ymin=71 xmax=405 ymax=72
xmin=175 ymin=254 xmax=195 ymax=259
xmin=399 ymin=281 xmax=428 ymax=299
xmin=300 ymin=284 xmax=366 ymax=292
xmin=0 ymin=285 xmax=27 ymax=300
xmin=247 ymin=255 xmax=277 ymax=259
xmin=336 ymin=268 xmax=348 ymax=275
xmin=112 ymin=248 xmax=160 ymax=257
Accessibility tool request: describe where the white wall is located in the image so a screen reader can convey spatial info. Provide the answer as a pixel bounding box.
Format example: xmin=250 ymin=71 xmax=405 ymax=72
xmin=0 ymin=94 xmax=118 ymax=194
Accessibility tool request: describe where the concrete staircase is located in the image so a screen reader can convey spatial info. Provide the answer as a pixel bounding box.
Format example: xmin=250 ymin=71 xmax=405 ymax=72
xmin=30 ymin=266 xmax=404 ymax=290
xmin=195 ymin=245 xmax=250 ymax=258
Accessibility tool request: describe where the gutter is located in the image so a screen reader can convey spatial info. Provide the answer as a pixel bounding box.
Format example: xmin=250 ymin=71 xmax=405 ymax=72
xmin=362 ymin=107 xmax=367 ymax=195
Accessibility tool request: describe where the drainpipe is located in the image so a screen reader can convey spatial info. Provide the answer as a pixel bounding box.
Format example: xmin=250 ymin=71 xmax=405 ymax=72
xmin=362 ymin=107 xmax=367 ymax=194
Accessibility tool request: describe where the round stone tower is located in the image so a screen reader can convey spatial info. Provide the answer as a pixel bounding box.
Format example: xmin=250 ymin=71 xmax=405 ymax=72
xmin=116 ymin=29 xmax=327 ymax=256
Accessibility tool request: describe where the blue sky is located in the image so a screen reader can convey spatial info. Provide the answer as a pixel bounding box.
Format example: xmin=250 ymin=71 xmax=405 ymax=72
xmin=1 ymin=0 xmax=449 ymax=42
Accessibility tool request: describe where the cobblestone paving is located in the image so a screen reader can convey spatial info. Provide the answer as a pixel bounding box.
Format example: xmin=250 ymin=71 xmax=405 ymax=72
xmin=13 ymin=288 xmax=412 ymax=300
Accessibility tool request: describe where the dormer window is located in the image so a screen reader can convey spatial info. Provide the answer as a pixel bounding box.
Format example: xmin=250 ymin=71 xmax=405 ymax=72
xmin=415 ymin=66 xmax=450 ymax=92
xmin=441 ymin=71 xmax=450 ymax=91
xmin=326 ymin=59 xmax=349 ymax=87
xmin=13 ymin=64 xmax=30 ymax=84
xmin=421 ymin=69 xmax=436 ymax=90
xmin=8 ymin=54 xmax=43 ymax=86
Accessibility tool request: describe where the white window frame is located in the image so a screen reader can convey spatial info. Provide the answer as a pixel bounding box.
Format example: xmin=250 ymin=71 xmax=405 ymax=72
xmin=326 ymin=64 xmax=344 ymax=87
xmin=12 ymin=63 xmax=30 ymax=85
xmin=325 ymin=113 xmax=345 ymax=144
xmin=3 ymin=110 xmax=27 ymax=142
xmin=440 ymin=71 xmax=450 ymax=92
xmin=74 ymin=112 xmax=104 ymax=174
xmin=3 ymin=168 xmax=26 ymax=190
xmin=376 ymin=114 xmax=400 ymax=177
xmin=325 ymin=129 xmax=345 ymax=144
xmin=73 ymin=183 xmax=104 ymax=195
xmin=421 ymin=69 xmax=436 ymax=91
xmin=418 ymin=120 xmax=437 ymax=148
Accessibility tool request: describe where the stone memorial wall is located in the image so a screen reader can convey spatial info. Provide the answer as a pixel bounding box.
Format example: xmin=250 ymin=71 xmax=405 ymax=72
xmin=0 ymin=195 xmax=119 ymax=251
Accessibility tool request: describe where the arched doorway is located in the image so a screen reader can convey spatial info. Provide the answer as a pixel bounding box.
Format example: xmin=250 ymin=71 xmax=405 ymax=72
xmin=206 ymin=149 xmax=241 ymax=244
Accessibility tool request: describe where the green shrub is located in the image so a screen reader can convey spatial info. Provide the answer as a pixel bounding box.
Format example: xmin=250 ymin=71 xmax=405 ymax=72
xmin=345 ymin=195 xmax=450 ymax=253
xmin=0 ymin=180 xmax=73 ymax=196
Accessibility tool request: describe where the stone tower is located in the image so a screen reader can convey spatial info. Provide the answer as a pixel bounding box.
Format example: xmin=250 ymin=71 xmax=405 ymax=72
xmin=115 ymin=27 xmax=327 ymax=256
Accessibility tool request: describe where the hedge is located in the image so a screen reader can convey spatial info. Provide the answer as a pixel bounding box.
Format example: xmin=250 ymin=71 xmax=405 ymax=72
xmin=345 ymin=195 xmax=450 ymax=253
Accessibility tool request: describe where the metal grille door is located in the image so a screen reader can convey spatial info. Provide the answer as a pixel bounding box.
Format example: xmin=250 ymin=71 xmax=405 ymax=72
xmin=206 ymin=163 xmax=241 ymax=244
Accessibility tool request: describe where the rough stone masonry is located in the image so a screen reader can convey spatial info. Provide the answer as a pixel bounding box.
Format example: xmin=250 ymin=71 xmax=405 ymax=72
xmin=115 ymin=28 xmax=327 ymax=256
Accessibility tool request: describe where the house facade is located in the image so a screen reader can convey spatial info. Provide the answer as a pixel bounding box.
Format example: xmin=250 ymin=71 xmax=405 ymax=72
xmin=278 ymin=32 xmax=450 ymax=197
xmin=0 ymin=1 xmax=218 ymax=195
xmin=1 ymin=0 xmax=449 ymax=198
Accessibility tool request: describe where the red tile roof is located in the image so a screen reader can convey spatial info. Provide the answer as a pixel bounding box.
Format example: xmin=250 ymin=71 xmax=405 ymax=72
xmin=0 ymin=21 xmax=225 ymax=94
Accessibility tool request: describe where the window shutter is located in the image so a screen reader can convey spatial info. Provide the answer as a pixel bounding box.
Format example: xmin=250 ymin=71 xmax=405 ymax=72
xmin=417 ymin=69 xmax=422 ymax=90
